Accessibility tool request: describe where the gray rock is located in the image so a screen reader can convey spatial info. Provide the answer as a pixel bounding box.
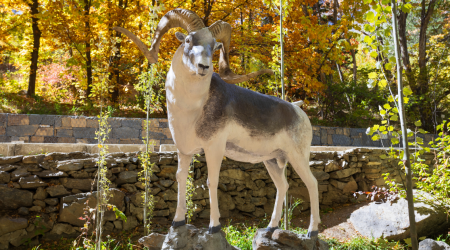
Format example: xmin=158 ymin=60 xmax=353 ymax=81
xmin=18 ymin=207 xmax=29 ymax=215
xmin=50 ymin=223 xmax=76 ymax=235
xmin=104 ymin=221 xmax=114 ymax=231
xmin=61 ymin=178 xmax=96 ymax=191
xmin=252 ymin=229 xmax=328 ymax=250
xmin=221 ymin=169 xmax=249 ymax=181
xmin=57 ymin=160 xmax=84 ymax=171
xmin=158 ymin=189 xmax=177 ymax=201
xmin=329 ymin=167 xmax=361 ymax=179
xmin=45 ymin=206 xmax=58 ymax=213
xmin=7 ymin=229 xmax=28 ymax=247
xmin=59 ymin=189 xmax=125 ymax=226
xmin=157 ymin=165 xmax=177 ymax=180
xmin=0 ymin=171 xmax=10 ymax=184
xmin=34 ymin=170 xmax=68 ymax=178
xmin=251 ymin=169 xmax=270 ymax=180
xmin=122 ymin=183 xmax=137 ymax=193
xmin=160 ymin=180 xmax=174 ymax=188
xmin=350 ymin=198 xmax=450 ymax=240
xmin=0 ymin=186 xmax=33 ymax=209
xmin=34 ymin=187 xmax=48 ymax=200
xmin=0 ymin=217 xmax=28 ymax=236
xmin=161 ymin=224 xmax=239 ymax=250
xmin=34 ymin=200 xmax=46 ymax=207
xmin=139 ymin=233 xmax=166 ymax=250
xmin=114 ymin=221 xmax=123 ymax=230
xmin=312 ymin=171 xmax=330 ymax=181
xmin=18 ymin=175 xmax=47 ymax=189
xmin=158 ymin=155 xmax=173 ymax=165
xmin=0 ymin=156 xmax=23 ymax=165
xmin=116 ymin=171 xmax=138 ymax=185
xmin=29 ymin=206 xmax=42 ymax=212
xmin=419 ymin=239 xmax=450 ymax=250
xmin=324 ymin=160 xmax=341 ymax=172
xmin=0 ymin=165 xmax=17 ymax=172
xmin=9 ymin=214 xmax=53 ymax=247
xmin=47 ymin=185 xmax=70 ymax=197
xmin=123 ymin=215 xmax=139 ymax=231
xmin=22 ymin=155 xmax=45 ymax=164
xmin=11 ymin=166 xmax=30 ymax=181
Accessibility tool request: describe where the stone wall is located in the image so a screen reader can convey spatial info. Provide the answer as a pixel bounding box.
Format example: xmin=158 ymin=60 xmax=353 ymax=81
xmin=0 ymin=113 xmax=437 ymax=148
xmin=0 ymin=149 xmax=435 ymax=249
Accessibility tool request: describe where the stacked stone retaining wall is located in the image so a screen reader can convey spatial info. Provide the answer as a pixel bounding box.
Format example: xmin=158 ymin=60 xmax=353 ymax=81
xmin=0 ymin=113 xmax=437 ymax=149
xmin=0 ymin=148 xmax=435 ymax=249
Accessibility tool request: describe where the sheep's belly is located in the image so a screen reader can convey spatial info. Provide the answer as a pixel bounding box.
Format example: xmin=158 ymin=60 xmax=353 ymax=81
xmin=224 ymin=142 xmax=284 ymax=164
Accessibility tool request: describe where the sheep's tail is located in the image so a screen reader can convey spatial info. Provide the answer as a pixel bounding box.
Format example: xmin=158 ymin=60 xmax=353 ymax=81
xmin=291 ymin=100 xmax=304 ymax=107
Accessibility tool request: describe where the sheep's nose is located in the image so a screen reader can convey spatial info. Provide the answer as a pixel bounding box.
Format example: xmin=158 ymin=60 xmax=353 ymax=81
xmin=198 ymin=64 xmax=209 ymax=70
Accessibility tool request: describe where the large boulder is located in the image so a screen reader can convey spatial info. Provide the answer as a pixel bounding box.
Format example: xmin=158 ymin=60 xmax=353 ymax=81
xmin=59 ymin=189 xmax=125 ymax=226
xmin=161 ymin=224 xmax=239 ymax=250
xmin=419 ymin=239 xmax=450 ymax=250
xmin=350 ymin=198 xmax=450 ymax=240
xmin=0 ymin=186 xmax=33 ymax=209
xmin=139 ymin=233 xmax=166 ymax=250
xmin=252 ymin=229 xmax=329 ymax=250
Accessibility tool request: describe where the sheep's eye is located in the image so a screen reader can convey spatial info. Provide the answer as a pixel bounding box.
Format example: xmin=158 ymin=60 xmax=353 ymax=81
xmin=185 ymin=38 xmax=190 ymax=44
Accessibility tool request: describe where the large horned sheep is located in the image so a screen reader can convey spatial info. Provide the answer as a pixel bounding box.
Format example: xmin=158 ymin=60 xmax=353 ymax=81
xmin=113 ymin=8 xmax=320 ymax=237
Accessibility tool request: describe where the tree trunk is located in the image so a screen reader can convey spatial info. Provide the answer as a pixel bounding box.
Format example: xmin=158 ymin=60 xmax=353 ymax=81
xmin=27 ymin=0 xmax=41 ymax=97
xmin=84 ymin=0 xmax=92 ymax=99
xmin=398 ymin=9 xmax=415 ymax=86
xmin=391 ymin=1 xmax=418 ymax=249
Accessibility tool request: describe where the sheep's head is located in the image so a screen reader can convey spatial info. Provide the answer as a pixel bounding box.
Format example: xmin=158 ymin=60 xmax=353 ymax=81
xmin=113 ymin=8 xmax=273 ymax=84
xmin=175 ymin=28 xmax=222 ymax=77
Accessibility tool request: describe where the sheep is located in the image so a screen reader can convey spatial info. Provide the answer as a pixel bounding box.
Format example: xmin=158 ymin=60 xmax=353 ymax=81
xmin=113 ymin=8 xmax=320 ymax=238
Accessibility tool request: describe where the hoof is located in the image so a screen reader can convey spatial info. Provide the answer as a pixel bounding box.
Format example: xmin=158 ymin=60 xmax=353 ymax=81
xmin=172 ymin=220 xmax=186 ymax=228
xmin=266 ymin=227 xmax=279 ymax=233
xmin=307 ymin=230 xmax=319 ymax=238
xmin=208 ymin=224 xmax=221 ymax=234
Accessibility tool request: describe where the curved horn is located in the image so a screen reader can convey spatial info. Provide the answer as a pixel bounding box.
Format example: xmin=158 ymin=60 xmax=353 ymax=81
xmin=113 ymin=8 xmax=205 ymax=64
xmin=208 ymin=20 xmax=274 ymax=84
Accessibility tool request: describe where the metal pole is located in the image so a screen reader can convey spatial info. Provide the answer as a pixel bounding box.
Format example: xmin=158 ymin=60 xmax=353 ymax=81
xmin=390 ymin=1 xmax=418 ymax=249
xmin=280 ymin=0 xmax=288 ymax=231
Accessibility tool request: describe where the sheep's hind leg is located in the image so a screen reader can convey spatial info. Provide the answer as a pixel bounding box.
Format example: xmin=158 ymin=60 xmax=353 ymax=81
xmin=172 ymin=152 xmax=192 ymax=227
xmin=263 ymin=158 xmax=288 ymax=232
xmin=287 ymin=151 xmax=321 ymax=238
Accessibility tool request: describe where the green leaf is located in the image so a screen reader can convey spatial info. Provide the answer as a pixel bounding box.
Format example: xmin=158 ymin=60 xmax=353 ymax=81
xmin=372 ymin=134 xmax=380 ymax=141
xmin=366 ymin=11 xmax=375 ymax=23
xmin=415 ymin=120 xmax=422 ymax=127
xmin=364 ymin=0 xmax=372 ymax=3
xmin=380 ymin=154 xmax=387 ymax=159
xmin=392 ymin=131 xmax=399 ymax=137
xmin=113 ymin=206 xmax=127 ymax=222
xmin=364 ymin=24 xmax=376 ymax=32
xmin=401 ymin=3 xmax=413 ymax=13
xmin=379 ymin=126 xmax=386 ymax=132
xmin=392 ymin=107 xmax=399 ymax=113
xmin=416 ymin=137 xmax=424 ymax=144
xmin=368 ymin=72 xmax=377 ymax=79
xmin=418 ymin=129 xmax=428 ymax=134
xmin=364 ymin=36 xmax=373 ymax=44
xmin=380 ymin=109 xmax=386 ymax=115
xmin=378 ymin=79 xmax=387 ymax=88
xmin=388 ymin=126 xmax=394 ymax=131
xmin=385 ymin=63 xmax=393 ymax=70
xmin=388 ymin=95 xmax=394 ymax=102
xmin=403 ymin=86 xmax=413 ymax=96
xmin=391 ymin=138 xmax=400 ymax=145
xmin=383 ymin=103 xmax=392 ymax=110
xmin=370 ymin=51 xmax=378 ymax=58
xmin=391 ymin=115 xmax=399 ymax=121
xmin=373 ymin=124 xmax=380 ymax=130
xmin=382 ymin=120 xmax=388 ymax=124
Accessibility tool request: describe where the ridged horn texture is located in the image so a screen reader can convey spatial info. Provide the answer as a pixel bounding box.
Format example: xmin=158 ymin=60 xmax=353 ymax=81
xmin=114 ymin=8 xmax=273 ymax=84
xmin=113 ymin=8 xmax=205 ymax=64
xmin=208 ymin=20 xmax=274 ymax=84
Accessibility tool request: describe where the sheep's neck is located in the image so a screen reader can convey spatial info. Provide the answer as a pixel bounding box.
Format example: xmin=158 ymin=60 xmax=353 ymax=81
xmin=166 ymin=46 xmax=211 ymax=112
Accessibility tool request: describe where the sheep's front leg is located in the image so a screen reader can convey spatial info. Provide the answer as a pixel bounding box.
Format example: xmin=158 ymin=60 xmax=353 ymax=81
xmin=204 ymin=142 xmax=226 ymax=234
xmin=172 ymin=151 xmax=192 ymax=227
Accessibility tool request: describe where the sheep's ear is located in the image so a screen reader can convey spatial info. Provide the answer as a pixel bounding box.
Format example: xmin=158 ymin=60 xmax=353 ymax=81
xmin=175 ymin=32 xmax=187 ymax=42
xmin=214 ymin=42 xmax=223 ymax=51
